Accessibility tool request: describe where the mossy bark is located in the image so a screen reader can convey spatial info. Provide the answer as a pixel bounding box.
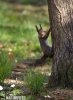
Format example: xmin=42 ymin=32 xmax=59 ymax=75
xmin=47 ymin=0 xmax=73 ymax=87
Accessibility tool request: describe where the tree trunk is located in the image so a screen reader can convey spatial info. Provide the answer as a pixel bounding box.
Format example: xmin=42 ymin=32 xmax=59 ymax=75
xmin=47 ymin=0 xmax=73 ymax=87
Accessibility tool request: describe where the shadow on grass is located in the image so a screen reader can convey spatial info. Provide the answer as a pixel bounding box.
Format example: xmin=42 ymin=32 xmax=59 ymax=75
xmin=16 ymin=56 xmax=50 ymax=70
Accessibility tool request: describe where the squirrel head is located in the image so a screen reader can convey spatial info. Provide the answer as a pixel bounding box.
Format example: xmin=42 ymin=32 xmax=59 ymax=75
xmin=35 ymin=24 xmax=47 ymax=38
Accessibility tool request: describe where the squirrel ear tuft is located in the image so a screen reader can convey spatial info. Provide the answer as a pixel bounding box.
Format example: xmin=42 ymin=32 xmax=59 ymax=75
xmin=39 ymin=24 xmax=42 ymax=29
xmin=35 ymin=25 xmax=39 ymax=32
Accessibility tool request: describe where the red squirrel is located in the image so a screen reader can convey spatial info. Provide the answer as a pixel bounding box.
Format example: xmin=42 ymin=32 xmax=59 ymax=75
xmin=35 ymin=24 xmax=53 ymax=65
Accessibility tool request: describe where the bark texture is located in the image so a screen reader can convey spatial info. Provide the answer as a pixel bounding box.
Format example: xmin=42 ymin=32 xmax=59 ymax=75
xmin=47 ymin=0 xmax=73 ymax=87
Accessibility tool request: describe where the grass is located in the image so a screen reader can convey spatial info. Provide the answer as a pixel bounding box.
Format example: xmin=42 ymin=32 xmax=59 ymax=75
xmin=0 ymin=1 xmax=51 ymax=62
xmin=0 ymin=49 xmax=13 ymax=82
xmin=25 ymin=70 xmax=45 ymax=94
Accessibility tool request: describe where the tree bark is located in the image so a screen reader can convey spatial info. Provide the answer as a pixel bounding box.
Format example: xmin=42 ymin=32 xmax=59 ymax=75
xmin=47 ymin=0 xmax=73 ymax=87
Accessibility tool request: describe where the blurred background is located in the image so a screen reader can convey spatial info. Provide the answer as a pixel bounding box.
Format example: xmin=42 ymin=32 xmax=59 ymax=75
xmin=1 ymin=0 xmax=47 ymax=5
xmin=0 ymin=0 xmax=51 ymax=62
xmin=0 ymin=1 xmax=52 ymax=98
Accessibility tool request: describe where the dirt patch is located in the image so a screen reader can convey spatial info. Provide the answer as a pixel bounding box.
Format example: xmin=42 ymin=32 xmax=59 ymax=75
xmin=49 ymin=88 xmax=73 ymax=100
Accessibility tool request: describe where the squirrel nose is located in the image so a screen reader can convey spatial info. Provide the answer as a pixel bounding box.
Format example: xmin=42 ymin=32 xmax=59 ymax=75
xmin=38 ymin=32 xmax=46 ymax=38
xmin=41 ymin=32 xmax=46 ymax=37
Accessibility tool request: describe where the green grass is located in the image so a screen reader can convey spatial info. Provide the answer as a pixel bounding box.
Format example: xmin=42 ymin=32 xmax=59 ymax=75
xmin=0 ymin=1 xmax=51 ymax=62
xmin=0 ymin=49 xmax=13 ymax=82
xmin=25 ymin=70 xmax=45 ymax=94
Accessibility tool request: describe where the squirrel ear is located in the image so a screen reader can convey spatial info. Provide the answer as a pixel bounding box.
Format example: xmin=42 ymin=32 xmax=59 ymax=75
xmin=35 ymin=25 xmax=39 ymax=32
xmin=39 ymin=24 xmax=42 ymax=29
